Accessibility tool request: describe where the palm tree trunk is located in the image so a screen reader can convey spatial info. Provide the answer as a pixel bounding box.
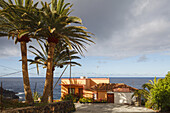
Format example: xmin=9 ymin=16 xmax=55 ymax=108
xmin=41 ymin=42 xmax=56 ymax=103
xmin=20 ymin=42 xmax=34 ymax=104
xmin=48 ymin=69 xmax=54 ymax=103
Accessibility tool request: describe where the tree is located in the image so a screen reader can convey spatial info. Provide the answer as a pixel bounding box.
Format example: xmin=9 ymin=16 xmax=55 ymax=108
xmin=0 ymin=0 xmax=39 ymax=103
xmin=132 ymin=89 xmax=143 ymax=106
xmin=142 ymin=76 xmax=170 ymax=111
xmin=28 ymin=40 xmax=81 ymax=102
xmin=36 ymin=0 xmax=94 ymax=103
xmin=142 ymin=77 xmax=159 ymax=109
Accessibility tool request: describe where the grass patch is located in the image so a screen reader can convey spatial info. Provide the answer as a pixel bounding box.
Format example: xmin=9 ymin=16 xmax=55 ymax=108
xmin=0 ymin=99 xmax=29 ymax=109
xmin=0 ymin=98 xmax=48 ymax=110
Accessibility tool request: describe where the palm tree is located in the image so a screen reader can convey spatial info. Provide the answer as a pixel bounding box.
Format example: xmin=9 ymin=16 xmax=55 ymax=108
xmin=131 ymin=77 xmax=160 ymax=107
xmin=142 ymin=77 xmax=165 ymax=109
xmin=142 ymin=77 xmax=163 ymax=98
xmin=132 ymin=89 xmax=142 ymax=106
xmin=141 ymin=77 xmax=157 ymax=101
xmin=36 ymin=0 xmax=94 ymax=102
xmin=0 ymin=0 xmax=39 ymax=103
xmin=142 ymin=77 xmax=160 ymax=90
xmin=28 ymin=40 xmax=81 ymax=102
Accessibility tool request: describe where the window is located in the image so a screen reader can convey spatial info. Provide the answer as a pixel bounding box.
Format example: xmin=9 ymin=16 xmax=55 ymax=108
xmin=68 ymin=88 xmax=75 ymax=95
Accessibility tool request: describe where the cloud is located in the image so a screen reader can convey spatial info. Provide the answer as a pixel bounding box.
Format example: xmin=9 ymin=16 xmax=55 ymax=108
xmin=82 ymin=0 xmax=170 ymax=59
xmin=0 ymin=38 xmax=42 ymax=58
xmin=137 ymin=55 xmax=148 ymax=62
xmin=0 ymin=38 xmax=20 ymax=58
xmin=97 ymin=60 xmax=107 ymax=64
xmin=132 ymin=0 xmax=150 ymax=16
xmin=1 ymin=0 xmax=170 ymax=60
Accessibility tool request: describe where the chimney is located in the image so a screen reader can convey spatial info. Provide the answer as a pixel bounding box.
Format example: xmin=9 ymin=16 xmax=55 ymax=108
xmin=80 ymin=76 xmax=87 ymax=79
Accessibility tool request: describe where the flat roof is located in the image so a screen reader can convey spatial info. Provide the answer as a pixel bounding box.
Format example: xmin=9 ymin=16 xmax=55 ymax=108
xmin=61 ymin=78 xmax=109 ymax=80
xmin=59 ymin=84 xmax=84 ymax=87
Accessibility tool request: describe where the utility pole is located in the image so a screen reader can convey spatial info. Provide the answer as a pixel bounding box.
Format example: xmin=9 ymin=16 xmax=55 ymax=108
xmin=1 ymin=82 xmax=3 ymax=112
xmin=69 ymin=57 xmax=72 ymax=94
xmin=66 ymin=47 xmax=72 ymax=95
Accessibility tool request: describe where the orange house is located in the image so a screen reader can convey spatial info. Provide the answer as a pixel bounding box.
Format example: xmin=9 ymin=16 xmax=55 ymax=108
xmin=60 ymin=77 xmax=109 ymax=99
xmin=60 ymin=77 xmax=138 ymax=104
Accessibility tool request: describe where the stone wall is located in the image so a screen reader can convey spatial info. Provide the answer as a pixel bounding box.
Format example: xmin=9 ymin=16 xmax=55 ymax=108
xmin=3 ymin=101 xmax=75 ymax=113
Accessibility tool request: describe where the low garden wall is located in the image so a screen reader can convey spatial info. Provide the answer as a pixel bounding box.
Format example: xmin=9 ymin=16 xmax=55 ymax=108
xmin=2 ymin=100 xmax=75 ymax=113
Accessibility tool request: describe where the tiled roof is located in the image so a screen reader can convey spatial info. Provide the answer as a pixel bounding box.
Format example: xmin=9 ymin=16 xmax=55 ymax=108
xmin=89 ymin=83 xmax=138 ymax=92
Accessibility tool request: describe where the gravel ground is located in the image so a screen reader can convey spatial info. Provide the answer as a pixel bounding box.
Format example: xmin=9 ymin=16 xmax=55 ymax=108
xmin=74 ymin=103 xmax=156 ymax=113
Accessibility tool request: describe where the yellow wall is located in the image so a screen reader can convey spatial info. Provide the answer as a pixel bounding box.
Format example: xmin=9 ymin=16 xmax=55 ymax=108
xmin=90 ymin=78 xmax=110 ymax=87
xmin=85 ymin=79 xmax=91 ymax=89
xmin=83 ymin=90 xmax=94 ymax=98
xmin=61 ymin=79 xmax=86 ymax=85
xmin=98 ymin=91 xmax=107 ymax=100
xmin=61 ymin=78 xmax=109 ymax=86
xmin=61 ymin=85 xmax=68 ymax=97
xmin=61 ymin=79 xmax=85 ymax=98
xmin=61 ymin=85 xmax=82 ymax=97
xmin=60 ymin=78 xmax=110 ymax=99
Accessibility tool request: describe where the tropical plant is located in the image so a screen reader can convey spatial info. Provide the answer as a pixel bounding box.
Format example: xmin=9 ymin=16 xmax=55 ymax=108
xmin=35 ymin=0 xmax=94 ymax=103
xmin=132 ymin=89 xmax=143 ymax=106
xmin=79 ymin=97 xmax=93 ymax=103
xmin=95 ymin=99 xmax=107 ymax=103
xmin=151 ymin=78 xmax=170 ymax=111
xmin=33 ymin=91 xmax=41 ymax=101
xmin=0 ymin=0 xmax=39 ymax=103
xmin=28 ymin=40 xmax=81 ymax=102
xmin=61 ymin=94 xmax=74 ymax=102
xmin=142 ymin=75 xmax=170 ymax=111
xmin=61 ymin=94 xmax=80 ymax=103
xmin=142 ymin=77 xmax=159 ymax=109
xmin=53 ymin=100 xmax=60 ymax=103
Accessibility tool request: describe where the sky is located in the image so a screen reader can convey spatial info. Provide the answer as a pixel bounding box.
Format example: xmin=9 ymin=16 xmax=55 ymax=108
xmin=0 ymin=0 xmax=170 ymax=77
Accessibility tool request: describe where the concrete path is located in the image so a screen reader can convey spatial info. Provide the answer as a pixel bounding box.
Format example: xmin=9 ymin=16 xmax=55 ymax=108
xmin=74 ymin=103 xmax=156 ymax=113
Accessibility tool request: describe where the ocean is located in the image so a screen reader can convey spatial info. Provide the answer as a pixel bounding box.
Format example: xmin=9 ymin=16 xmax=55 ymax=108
xmin=0 ymin=77 xmax=163 ymax=101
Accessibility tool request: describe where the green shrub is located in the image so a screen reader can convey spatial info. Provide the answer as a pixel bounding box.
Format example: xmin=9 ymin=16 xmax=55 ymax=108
xmin=93 ymin=99 xmax=107 ymax=103
xmin=53 ymin=100 xmax=60 ymax=103
xmin=62 ymin=94 xmax=79 ymax=103
xmin=1 ymin=98 xmax=29 ymax=109
xmin=79 ymin=97 xmax=93 ymax=103
xmin=33 ymin=92 xmax=41 ymax=101
xmin=142 ymin=72 xmax=170 ymax=112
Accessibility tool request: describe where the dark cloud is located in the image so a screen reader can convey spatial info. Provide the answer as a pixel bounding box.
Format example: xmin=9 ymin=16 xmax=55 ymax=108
xmin=1 ymin=0 xmax=170 ymax=59
xmin=0 ymin=38 xmax=20 ymax=58
xmin=82 ymin=0 xmax=170 ymax=59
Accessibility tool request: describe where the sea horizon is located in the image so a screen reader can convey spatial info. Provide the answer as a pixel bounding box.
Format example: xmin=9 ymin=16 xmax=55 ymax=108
xmin=0 ymin=77 xmax=164 ymax=100
xmin=0 ymin=76 xmax=165 ymax=79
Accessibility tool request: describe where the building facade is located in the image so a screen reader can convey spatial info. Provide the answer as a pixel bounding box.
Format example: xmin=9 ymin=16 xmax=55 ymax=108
xmin=60 ymin=77 xmax=138 ymax=104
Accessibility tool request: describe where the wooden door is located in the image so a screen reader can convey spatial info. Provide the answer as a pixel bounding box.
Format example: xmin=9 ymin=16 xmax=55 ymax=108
xmin=107 ymin=93 xmax=114 ymax=103
xmin=79 ymin=88 xmax=83 ymax=97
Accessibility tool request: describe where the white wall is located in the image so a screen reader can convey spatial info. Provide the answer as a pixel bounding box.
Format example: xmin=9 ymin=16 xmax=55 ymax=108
xmin=114 ymin=92 xmax=134 ymax=104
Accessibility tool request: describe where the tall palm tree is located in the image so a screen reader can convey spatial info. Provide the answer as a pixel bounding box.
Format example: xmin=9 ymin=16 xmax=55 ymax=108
xmin=0 ymin=0 xmax=39 ymax=103
xmin=28 ymin=40 xmax=81 ymax=102
xmin=36 ymin=0 xmax=94 ymax=102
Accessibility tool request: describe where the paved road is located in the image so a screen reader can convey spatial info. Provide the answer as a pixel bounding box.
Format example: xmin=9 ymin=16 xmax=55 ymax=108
xmin=74 ymin=103 xmax=156 ymax=113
